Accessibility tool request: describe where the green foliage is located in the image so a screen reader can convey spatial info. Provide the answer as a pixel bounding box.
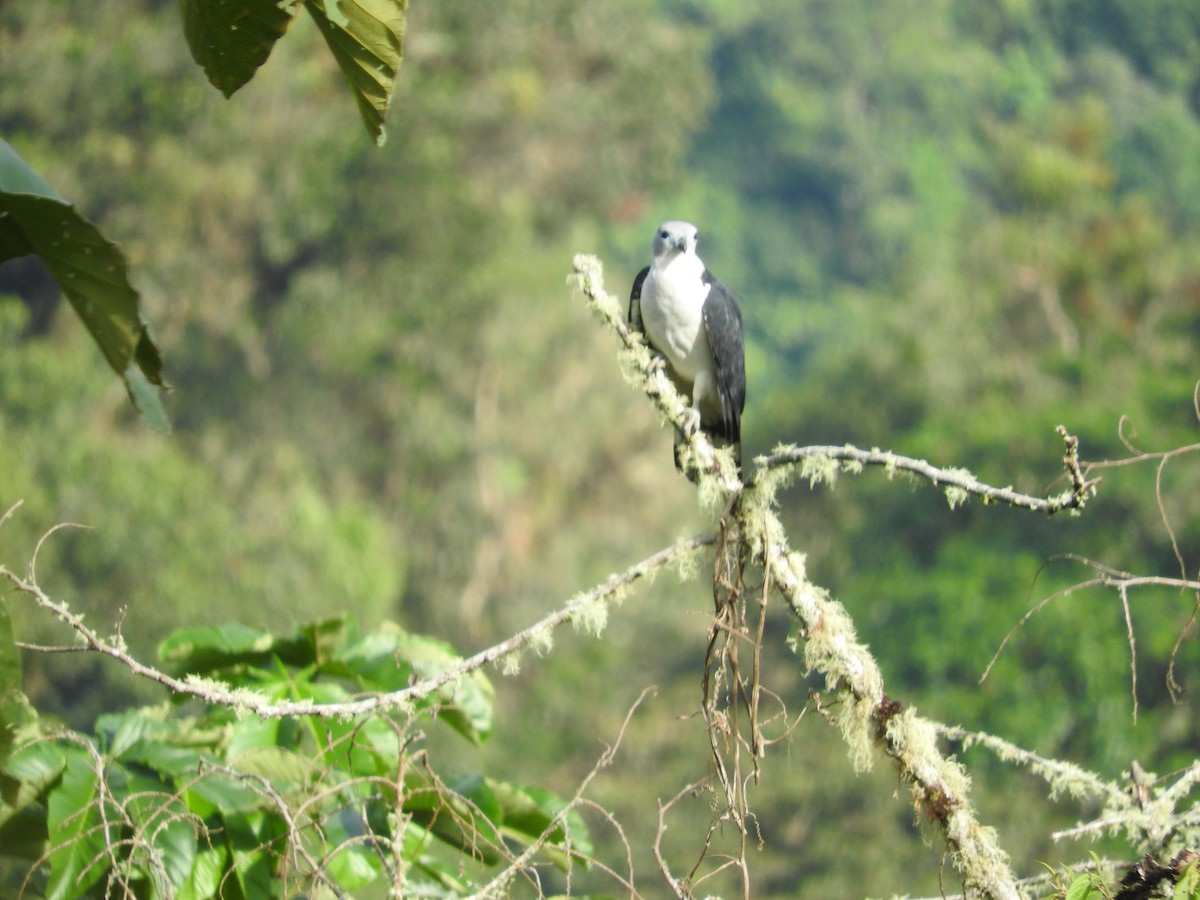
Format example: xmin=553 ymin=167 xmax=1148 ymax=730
xmin=0 ymin=140 xmax=167 ymax=430
xmin=179 ymin=0 xmax=407 ymax=144
xmin=179 ymin=0 xmax=298 ymax=98
xmin=0 ymin=617 xmax=587 ymax=897
xmin=302 ymin=0 xmax=407 ymax=147
xmin=6 ymin=0 xmax=1200 ymax=895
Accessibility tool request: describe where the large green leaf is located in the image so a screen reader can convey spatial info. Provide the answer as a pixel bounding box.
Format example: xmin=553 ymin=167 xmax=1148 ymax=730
xmin=46 ymin=749 xmax=107 ymax=900
xmin=303 ymin=0 xmax=406 ymax=146
xmin=0 ymin=140 xmax=169 ymax=430
xmin=179 ymin=0 xmax=299 ymax=97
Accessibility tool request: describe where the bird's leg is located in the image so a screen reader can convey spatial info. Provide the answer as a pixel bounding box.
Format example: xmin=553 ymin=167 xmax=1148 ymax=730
xmin=682 ymin=376 xmax=709 ymax=437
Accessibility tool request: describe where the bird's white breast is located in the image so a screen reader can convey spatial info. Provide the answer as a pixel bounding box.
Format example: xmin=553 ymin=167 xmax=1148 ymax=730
xmin=642 ymin=254 xmax=713 ymax=383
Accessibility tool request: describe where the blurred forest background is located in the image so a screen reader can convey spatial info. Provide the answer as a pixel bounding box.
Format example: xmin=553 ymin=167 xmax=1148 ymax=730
xmin=4 ymin=0 xmax=1200 ymax=896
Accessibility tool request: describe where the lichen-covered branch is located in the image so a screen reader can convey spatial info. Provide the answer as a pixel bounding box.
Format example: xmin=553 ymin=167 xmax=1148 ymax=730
xmin=0 ymin=532 xmax=713 ymax=721
xmin=574 ymin=253 xmax=1024 ymax=899
xmin=742 ymin=490 xmax=1021 ymax=900
xmin=756 ymin=430 xmax=1097 ymax=513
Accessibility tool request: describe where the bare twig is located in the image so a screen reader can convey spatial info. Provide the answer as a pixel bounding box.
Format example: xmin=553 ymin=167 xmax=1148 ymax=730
xmin=466 ymin=688 xmax=655 ymax=899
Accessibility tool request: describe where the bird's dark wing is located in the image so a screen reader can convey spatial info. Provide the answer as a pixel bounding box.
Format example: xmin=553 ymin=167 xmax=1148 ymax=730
xmin=629 ymin=266 xmax=650 ymax=332
xmin=701 ymin=271 xmax=746 ymax=445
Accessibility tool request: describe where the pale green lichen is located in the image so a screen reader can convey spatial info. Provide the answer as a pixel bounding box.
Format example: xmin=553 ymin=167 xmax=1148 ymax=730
xmin=528 ymin=624 xmax=554 ymax=656
xmin=944 ymin=484 xmax=970 ymax=509
xmin=572 ymin=594 xmax=610 ymax=637
xmin=672 ymin=538 xmax=706 ymax=582
xmin=497 ymin=650 xmax=522 ymax=676
xmin=800 ymin=452 xmax=840 ymax=489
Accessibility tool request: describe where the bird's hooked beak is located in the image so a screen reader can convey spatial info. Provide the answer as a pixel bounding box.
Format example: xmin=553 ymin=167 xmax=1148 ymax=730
xmin=672 ymin=234 xmax=689 ymax=253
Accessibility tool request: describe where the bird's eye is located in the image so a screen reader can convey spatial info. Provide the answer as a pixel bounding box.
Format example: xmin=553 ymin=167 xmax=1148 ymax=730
xmin=659 ymin=230 xmax=669 ymax=239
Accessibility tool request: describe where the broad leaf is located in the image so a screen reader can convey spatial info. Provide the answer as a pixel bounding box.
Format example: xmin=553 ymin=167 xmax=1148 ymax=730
xmin=177 ymin=844 xmax=227 ymax=900
xmin=0 ymin=140 xmax=168 ymax=430
xmin=303 ymin=0 xmax=406 ymax=146
xmin=179 ymin=0 xmax=299 ymax=97
xmin=46 ymin=749 xmax=107 ymax=900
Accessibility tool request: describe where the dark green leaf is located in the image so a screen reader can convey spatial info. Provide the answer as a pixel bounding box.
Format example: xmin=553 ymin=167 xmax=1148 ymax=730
xmin=0 ymin=803 xmax=47 ymax=860
xmin=46 ymin=749 xmax=106 ymax=900
xmin=158 ymin=623 xmax=275 ymax=671
xmin=224 ymin=811 xmax=281 ymax=898
xmin=0 ymin=139 xmax=169 ymax=430
xmin=179 ymin=0 xmax=299 ymax=97
xmin=270 ymin=615 xmax=348 ymax=667
xmin=302 ymin=0 xmax=406 ymax=146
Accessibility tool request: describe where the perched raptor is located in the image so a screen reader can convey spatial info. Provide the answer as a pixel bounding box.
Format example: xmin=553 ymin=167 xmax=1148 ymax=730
xmin=629 ymin=220 xmax=746 ymax=473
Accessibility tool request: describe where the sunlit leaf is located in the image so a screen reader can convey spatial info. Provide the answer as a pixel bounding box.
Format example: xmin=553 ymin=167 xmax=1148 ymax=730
xmin=0 ymin=139 xmax=168 ymax=430
xmin=177 ymin=844 xmax=227 ymax=900
xmin=230 ymin=745 xmax=313 ymax=786
xmin=180 ymin=0 xmax=299 ymax=97
xmin=303 ymin=0 xmax=406 ymax=146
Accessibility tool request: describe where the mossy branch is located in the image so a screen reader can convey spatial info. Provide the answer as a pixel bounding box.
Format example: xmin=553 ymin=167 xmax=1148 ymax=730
xmin=757 ymin=430 xmax=1096 ymax=513
xmin=573 ymin=254 xmax=1025 ymax=899
xmin=1 ymin=503 xmax=713 ymax=721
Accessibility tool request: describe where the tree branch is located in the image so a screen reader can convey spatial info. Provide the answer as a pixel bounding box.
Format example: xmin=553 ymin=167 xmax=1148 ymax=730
xmin=0 ymin=534 xmax=713 ymax=720
xmin=756 ymin=428 xmax=1097 ymax=514
xmin=574 ymin=253 xmax=1024 ymax=899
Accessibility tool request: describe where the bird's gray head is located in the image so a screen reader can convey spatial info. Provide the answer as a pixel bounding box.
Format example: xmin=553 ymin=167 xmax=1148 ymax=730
xmin=651 ymin=220 xmax=699 ymax=259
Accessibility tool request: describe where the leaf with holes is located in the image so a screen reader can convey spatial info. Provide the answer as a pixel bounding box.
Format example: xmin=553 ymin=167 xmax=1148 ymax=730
xmin=180 ymin=0 xmax=299 ymax=97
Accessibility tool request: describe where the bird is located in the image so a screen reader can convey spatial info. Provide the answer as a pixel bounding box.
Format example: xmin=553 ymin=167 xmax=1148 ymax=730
xmin=629 ymin=220 xmax=746 ymax=474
